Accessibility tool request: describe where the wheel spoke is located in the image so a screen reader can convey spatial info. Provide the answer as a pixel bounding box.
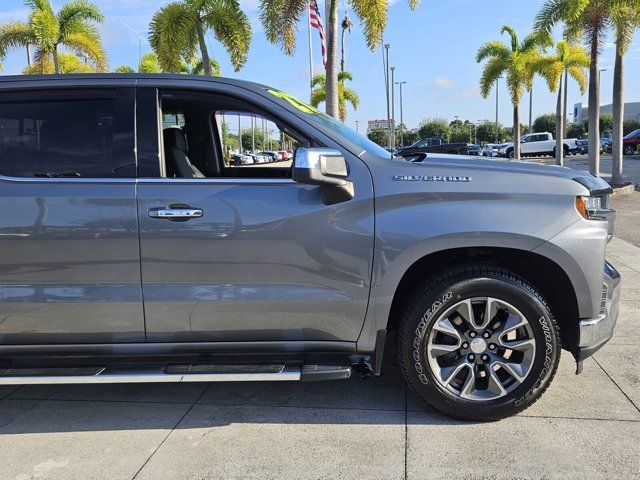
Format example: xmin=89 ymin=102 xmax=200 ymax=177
xmin=494 ymin=360 xmax=528 ymax=383
xmin=433 ymin=318 xmax=462 ymax=342
xmin=486 ymin=368 xmax=507 ymax=396
xmin=452 ymin=299 xmax=476 ymax=328
xmin=501 ymin=337 xmax=535 ymax=351
xmin=478 ymin=297 xmax=499 ymax=330
xmin=459 ymin=365 xmax=477 ymax=399
xmin=427 ymin=342 xmax=459 ymax=357
xmin=499 ymin=313 xmax=527 ymax=336
xmin=439 ymin=360 xmax=468 ymax=386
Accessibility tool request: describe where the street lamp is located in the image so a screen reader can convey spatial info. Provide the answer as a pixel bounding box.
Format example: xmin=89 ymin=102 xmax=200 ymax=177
xmin=382 ymin=43 xmax=392 ymax=149
xmin=395 ymin=80 xmax=407 ymax=147
xmin=390 ymin=66 xmax=396 ymax=149
xmin=495 ymin=76 xmax=503 ymax=143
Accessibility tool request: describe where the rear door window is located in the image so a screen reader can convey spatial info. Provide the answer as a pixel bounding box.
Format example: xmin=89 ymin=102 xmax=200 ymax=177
xmin=0 ymin=89 xmax=135 ymax=178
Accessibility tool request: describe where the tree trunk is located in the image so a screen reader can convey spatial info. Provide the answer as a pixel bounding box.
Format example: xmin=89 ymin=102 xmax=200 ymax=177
xmin=196 ymin=20 xmax=212 ymax=76
xmin=588 ymin=34 xmax=600 ymax=176
xmin=324 ymin=0 xmax=339 ymax=119
xmin=513 ymin=105 xmax=520 ymax=160
xmin=26 ymin=44 xmax=31 ymax=67
xmin=563 ymin=69 xmax=568 ymax=132
xmin=528 ymin=89 xmax=533 ymax=134
xmin=53 ymin=45 xmax=60 ymax=74
xmin=556 ymin=81 xmax=564 ymax=166
xmin=340 ymin=26 xmax=345 ymax=73
xmin=611 ymin=47 xmax=624 ymax=185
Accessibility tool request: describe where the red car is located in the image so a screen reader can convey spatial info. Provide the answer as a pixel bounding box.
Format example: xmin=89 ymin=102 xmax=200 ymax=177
xmin=623 ymin=129 xmax=640 ymax=155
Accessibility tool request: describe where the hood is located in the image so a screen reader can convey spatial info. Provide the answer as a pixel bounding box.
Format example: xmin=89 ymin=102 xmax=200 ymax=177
xmin=412 ymin=154 xmax=611 ymax=193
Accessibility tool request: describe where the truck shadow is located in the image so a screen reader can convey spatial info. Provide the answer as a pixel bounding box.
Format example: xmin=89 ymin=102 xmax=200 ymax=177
xmin=0 ymin=353 xmax=469 ymax=434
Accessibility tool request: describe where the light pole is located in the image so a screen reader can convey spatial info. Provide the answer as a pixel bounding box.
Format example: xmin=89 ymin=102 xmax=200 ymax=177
xmin=495 ymin=76 xmax=503 ymax=143
xmin=396 ymin=80 xmax=407 ymax=147
xmin=383 ymin=43 xmax=392 ymax=149
xmin=390 ymin=66 xmax=396 ymax=149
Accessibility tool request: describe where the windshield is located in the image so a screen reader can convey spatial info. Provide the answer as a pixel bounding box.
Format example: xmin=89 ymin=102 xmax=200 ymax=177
xmin=624 ymin=129 xmax=640 ymax=139
xmin=267 ymin=89 xmax=392 ymax=158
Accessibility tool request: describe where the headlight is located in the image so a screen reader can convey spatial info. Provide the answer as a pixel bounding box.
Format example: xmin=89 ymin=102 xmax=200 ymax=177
xmin=575 ymin=195 xmax=608 ymax=220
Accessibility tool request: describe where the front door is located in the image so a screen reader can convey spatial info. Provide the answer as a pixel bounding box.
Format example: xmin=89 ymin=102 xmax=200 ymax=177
xmin=136 ymin=87 xmax=374 ymax=343
xmin=0 ymin=87 xmax=144 ymax=344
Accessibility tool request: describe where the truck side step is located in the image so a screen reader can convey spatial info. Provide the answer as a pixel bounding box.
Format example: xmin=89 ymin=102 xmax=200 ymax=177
xmin=0 ymin=363 xmax=352 ymax=385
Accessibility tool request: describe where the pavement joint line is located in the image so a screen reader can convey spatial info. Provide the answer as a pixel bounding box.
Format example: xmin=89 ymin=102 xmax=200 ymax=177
xmin=4 ymin=396 xmax=196 ymax=406
xmin=0 ymin=398 xmax=43 ymax=434
xmin=518 ymin=414 xmax=640 ymax=423
xmin=131 ymin=383 xmax=212 ymax=480
xmin=592 ymin=356 xmax=640 ymax=414
xmin=404 ymin=384 xmax=408 ymax=480
xmin=0 ymin=385 xmax=21 ymax=400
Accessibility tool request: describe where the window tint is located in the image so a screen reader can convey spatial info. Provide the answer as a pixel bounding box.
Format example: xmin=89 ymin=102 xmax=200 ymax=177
xmin=0 ymin=95 xmax=132 ymax=178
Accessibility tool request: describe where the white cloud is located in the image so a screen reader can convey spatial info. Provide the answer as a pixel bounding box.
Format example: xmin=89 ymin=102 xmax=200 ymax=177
xmin=439 ymin=85 xmax=480 ymax=101
xmin=430 ymin=76 xmax=455 ymax=89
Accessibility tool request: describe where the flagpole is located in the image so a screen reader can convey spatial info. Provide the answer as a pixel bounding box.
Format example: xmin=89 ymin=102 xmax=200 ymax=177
xmin=308 ymin=1 xmax=314 ymax=103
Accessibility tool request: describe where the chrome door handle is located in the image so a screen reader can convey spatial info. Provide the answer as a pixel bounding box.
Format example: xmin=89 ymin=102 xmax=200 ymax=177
xmin=148 ymin=207 xmax=203 ymax=220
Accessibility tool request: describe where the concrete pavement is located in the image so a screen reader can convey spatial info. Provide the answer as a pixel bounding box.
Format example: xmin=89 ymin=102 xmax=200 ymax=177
xmin=0 ymin=239 xmax=639 ymax=480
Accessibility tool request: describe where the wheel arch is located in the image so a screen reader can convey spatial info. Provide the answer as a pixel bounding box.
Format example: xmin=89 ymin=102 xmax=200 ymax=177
xmin=384 ymin=246 xmax=580 ymax=354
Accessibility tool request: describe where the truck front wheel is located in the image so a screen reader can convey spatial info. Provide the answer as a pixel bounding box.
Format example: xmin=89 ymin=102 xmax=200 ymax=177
xmin=396 ymin=265 xmax=561 ymax=421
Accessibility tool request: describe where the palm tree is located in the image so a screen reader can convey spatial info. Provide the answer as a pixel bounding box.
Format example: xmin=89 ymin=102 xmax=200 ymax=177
xmin=180 ymin=58 xmax=221 ymax=75
xmin=535 ymin=0 xmax=615 ymax=177
xmin=310 ymin=71 xmax=359 ymax=122
xmin=0 ymin=0 xmax=107 ymax=74
xmin=260 ymin=0 xmax=419 ymax=119
xmin=25 ymin=52 xmax=94 ymax=74
xmin=610 ymin=0 xmax=640 ymax=185
xmin=536 ymin=40 xmax=589 ymax=165
xmin=476 ymin=26 xmax=550 ymax=159
xmin=149 ymin=0 xmax=251 ymax=75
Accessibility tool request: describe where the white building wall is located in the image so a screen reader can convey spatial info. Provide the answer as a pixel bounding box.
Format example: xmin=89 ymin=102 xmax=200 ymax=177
xmin=573 ymin=102 xmax=640 ymax=124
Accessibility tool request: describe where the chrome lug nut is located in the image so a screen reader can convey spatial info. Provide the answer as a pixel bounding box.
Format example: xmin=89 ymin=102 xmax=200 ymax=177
xmin=469 ymin=332 xmax=477 ymax=338
xmin=462 ymin=342 xmax=469 ymax=349
xmin=483 ymin=332 xmax=491 ymax=339
xmin=468 ymin=354 xmax=475 ymax=362
xmin=482 ymin=354 xmax=489 ymax=362
xmin=489 ymin=343 xmax=496 ymax=350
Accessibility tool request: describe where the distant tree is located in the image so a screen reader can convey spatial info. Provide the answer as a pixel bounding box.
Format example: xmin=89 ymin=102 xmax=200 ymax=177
xmin=310 ymin=71 xmax=359 ymax=122
xmin=533 ymin=114 xmax=557 ymax=133
xmin=367 ymin=128 xmax=388 ymax=147
xmin=139 ymin=52 xmax=161 ymax=73
xmin=476 ymin=121 xmax=503 ymax=144
xmin=417 ymin=118 xmax=451 ymax=142
xmin=567 ymin=122 xmax=585 ymax=138
xmin=24 ymin=52 xmax=94 ymax=74
xmin=114 ymin=65 xmax=135 ymax=73
xmin=623 ymin=119 xmax=640 ymax=135
xmin=401 ymin=128 xmax=420 ymax=146
xmin=584 ymin=113 xmax=614 ymax=136
xmin=0 ymin=0 xmax=107 ymax=74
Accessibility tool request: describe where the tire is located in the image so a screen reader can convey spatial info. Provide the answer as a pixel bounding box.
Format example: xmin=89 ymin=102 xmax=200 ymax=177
xmin=397 ymin=264 xmax=561 ymax=421
xmin=624 ymin=145 xmax=635 ymax=156
xmin=507 ymin=149 xmax=514 ymax=159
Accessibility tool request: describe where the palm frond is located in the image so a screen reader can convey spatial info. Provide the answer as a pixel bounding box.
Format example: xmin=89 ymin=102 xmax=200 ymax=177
xmin=149 ymin=2 xmax=197 ymax=73
xmin=349 ymin=0 xmax=388 ymax=51
xmin=310 ymin=86 xmax=326 ymax=108
xmin=342 ymin=87 xmax=359 ymax=110
xmin=568 ymin=64 xmax=588 ymax=94
xmin=500 ymin=25 xmax=519 ymax=51
xmin=0 ymin=22 xmax=35 ymax=59
xmin=57 ymin=0 xmax=104 ymax=39
xmin=205 ymin=0 xmax=252 ymax=71
xmin=534 ymin=0 xmax=571 ymax=35
xmin=478 ymin=56 xmax=508 ymax=98
xmin=63 ymin=30 xmax=107 ymax=71
xmin=476 ymin=40 xmax=510 ymax=62
xmin=24 ymin=0 xmax=54 ymax=14
xmin=30 ymin=7 xmax=59 ymax=51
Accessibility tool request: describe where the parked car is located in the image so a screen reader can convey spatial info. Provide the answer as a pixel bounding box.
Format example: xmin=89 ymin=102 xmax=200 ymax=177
xmin=623 ymin=128 xmax=640 ymax=155
xmin=467 ymin=144 xmax=482 ymax=156
xmin=277 ymin=150 xmax=289 ymax=161
xmin=576 ymin=139 xmax=589 ymax=155
xmin=0 ymin=74 xmax=620 ymax=422
xmin=233 ymin=153 xmax=254 ymax=166
xmin=497 ymin=132 xmax=579 ymax=158
xmin=247 ymin=152 xmax=270 ymax=164
xmin=259 ymin=151 xmax=280 ymax=162
xmin=482 ymin=144 xmax=501 ymax=157
xmin=601 ymin=137 xmax=612 ymax=154
xmin=396 ymin=137 xmax=469 ymax=157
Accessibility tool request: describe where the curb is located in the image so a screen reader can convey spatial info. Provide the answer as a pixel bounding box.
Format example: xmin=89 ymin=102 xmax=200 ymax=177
xmin=612 ymin=184 xmax=637 ymax=196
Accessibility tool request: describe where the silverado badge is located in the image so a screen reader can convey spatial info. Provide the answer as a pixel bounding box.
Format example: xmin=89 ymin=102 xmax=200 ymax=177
xmin=392 ymin=175 xmax=471 ymax=182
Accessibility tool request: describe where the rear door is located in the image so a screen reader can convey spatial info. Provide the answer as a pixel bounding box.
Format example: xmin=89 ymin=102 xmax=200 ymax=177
xmin=0 ymin=87 xmax=144 ymax=344
xmin=135 ymin=85 xmax=375 ymax=344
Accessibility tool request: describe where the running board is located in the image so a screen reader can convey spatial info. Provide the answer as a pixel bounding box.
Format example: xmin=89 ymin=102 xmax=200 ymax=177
xmin=0 ymin=364 xmax=351 ymax=385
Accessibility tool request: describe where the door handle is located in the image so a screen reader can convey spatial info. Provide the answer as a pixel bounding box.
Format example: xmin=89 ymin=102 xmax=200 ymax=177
xmin=148 ymin=207 xmax=203 ymax=220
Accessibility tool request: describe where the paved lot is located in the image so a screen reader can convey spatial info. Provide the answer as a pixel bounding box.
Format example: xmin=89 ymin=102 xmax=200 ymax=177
xmin=0 ymin=237 xmax=638 ymax=479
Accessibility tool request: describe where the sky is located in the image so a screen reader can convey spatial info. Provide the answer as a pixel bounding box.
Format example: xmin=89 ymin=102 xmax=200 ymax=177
xmin=0 ymin=0 xmax=639 ymax=132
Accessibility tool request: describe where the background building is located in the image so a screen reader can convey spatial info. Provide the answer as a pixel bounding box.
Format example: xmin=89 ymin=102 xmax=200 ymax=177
xmin=573 ymin=102 xmax=640 ymax=124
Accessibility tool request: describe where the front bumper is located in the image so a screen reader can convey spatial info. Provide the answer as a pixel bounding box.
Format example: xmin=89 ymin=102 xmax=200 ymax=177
xmin=577 ymin=261 xmax=621 ymax=362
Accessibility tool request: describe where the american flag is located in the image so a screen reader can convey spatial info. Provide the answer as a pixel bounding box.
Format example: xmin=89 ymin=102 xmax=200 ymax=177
xmin=309 ymin=0 xmax=326 ymax=67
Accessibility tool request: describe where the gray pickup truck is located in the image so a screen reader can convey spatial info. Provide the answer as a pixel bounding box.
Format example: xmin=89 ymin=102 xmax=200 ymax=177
xmin=0 ymin=75 xmax=620 ymax=421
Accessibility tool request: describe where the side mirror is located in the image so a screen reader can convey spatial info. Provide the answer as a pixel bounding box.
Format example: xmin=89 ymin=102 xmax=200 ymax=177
xmin=292 ymin=148 xmax=354 ymax=204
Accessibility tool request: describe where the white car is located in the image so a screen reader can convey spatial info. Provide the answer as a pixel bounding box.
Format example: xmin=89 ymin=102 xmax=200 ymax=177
xmin=498 ymin=132 xmax=579 ymax=158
